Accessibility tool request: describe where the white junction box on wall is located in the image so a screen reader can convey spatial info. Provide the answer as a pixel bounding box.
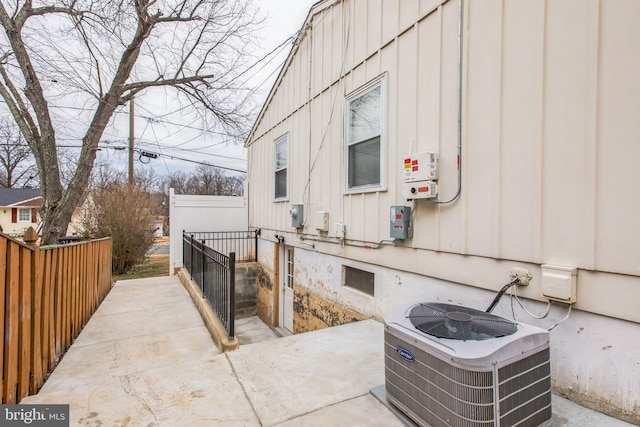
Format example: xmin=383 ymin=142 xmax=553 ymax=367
xmin=315 ymin=211 xmax=329 ymax=232
xmin=402 ymin=181 xmax=438 ymax=199
xmin=402 ymin=152 xmax=439 ymax=182
xmin=402 ymin=152 xmax=439 ymax=200
xmin=541 ymin=264 xmax=577 ymax=303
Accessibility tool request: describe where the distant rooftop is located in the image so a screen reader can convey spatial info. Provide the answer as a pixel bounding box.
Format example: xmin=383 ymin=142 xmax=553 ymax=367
xmin=0 ymin=188 xmax=42 ymax=206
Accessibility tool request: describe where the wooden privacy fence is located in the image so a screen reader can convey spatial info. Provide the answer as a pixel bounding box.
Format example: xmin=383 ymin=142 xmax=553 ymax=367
xmin=1 ymin=233 xmax=112 ymax=404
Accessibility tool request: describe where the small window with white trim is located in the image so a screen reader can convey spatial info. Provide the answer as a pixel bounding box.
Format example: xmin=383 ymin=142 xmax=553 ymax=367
xmin=345 ymin=75 xmax=386 ymax=192
xmin=274 ymin=134 xmax=288 ymax=200
xmin=18 ymin=208 xmax=31 ymax=222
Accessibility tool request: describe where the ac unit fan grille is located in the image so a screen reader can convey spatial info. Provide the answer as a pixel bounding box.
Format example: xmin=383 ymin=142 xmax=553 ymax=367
xmin=498 ymin=348 xmax=552 ymax=426
xmin=385 ymin=332 xmax=495 ymax=426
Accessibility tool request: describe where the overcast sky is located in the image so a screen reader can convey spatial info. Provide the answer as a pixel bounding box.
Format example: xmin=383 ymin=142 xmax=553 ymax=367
xmin=99 ymin=0 xmax=319 ymax=181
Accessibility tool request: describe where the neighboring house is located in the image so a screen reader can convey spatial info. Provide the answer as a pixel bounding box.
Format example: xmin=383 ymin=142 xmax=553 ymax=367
xmin=0 ymin=188 xmax=42 ymax=237
xmin=245 ymin=0 xmax=639 ymax=423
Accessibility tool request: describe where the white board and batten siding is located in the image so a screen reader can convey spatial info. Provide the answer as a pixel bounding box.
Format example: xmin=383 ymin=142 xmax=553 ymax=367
xmin=248 ymin=0 xmax=640 ymax=322
xmin=247 ymin=0 xmax=640 ymax=417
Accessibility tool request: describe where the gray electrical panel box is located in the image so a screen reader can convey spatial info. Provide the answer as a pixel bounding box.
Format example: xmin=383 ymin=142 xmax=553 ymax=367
xmin=290 ymin=204 xmax=304 ymax=229
xmin=390 ymin=206 xmax=412 ymax=239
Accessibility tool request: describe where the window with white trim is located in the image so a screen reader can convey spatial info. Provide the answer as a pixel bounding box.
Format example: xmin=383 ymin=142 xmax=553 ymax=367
xmin=274 ymin=134 xmax=288 ymax=200
xmin=18 ymin=208 xmax=31 ymax=222
xmin=345 ymin=76 xmax=386 ymax=191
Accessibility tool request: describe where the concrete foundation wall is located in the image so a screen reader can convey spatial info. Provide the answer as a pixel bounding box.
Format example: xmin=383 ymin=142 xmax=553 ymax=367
xmin=293 ymin=285 xmax=366 ymax=334
xmin=256 ymin=240 xmax=640 ymax=424
xmin=256 ymin=265 xmax=275 ymax=327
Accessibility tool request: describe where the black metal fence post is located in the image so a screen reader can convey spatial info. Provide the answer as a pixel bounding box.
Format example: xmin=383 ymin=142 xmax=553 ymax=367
xmin=229 ymin=252 xmax=235 ymax=340
xmin=254 ymin=230 xmax=258 ymax=262
xmin=190 ymin=234 xmax=194 ymax=280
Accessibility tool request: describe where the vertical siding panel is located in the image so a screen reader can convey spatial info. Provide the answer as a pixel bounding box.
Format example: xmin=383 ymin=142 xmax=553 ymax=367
xmin=541 ymin=0 xmax=593 ymax=266
xmin=412 ymin=7 xmax=444 ymax=250
xmin=399 ymin=0 xmax=419 ymax=31
xmin=464 ymin=0 xmax=502 ymax=256
xmin=322 ymin=6 xmax=332 ymax=90
xmin=595 ymin=0 xmax=640 ymax=274
xmin=396 ymin=27 xmax=418 ymax=200
xmin=382 ymin=0 xmax=399 ymax=46
xmin=331 ymin=2 xmax=343 ymax=83
xmin=498 ymin=0 xmax=544 ymax=262
xmin=312 ymin=12 xmax=324 ymax=97
xmin=436 ymin=0 xmax=465 ymax=253
xmin=367 ymin=0 xmax=382 ymax=57
xmin=353 ymin=0 xmax=367 ymax=65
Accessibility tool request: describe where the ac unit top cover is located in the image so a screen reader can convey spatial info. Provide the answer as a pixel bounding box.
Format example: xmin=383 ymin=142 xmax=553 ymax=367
xmin=385 ymin=304 xmax=549 ymax=369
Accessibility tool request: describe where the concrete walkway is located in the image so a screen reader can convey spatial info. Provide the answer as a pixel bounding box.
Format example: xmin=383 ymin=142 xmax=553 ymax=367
xmin=22 ymin=276 xmax=636 ymax=427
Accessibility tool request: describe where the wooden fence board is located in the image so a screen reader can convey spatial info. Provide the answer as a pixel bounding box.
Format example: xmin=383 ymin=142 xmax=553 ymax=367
xmin=18 ymin=248 xmax=31 ymax=400
xmin=3 ymin=242 xmax=20 ymax=403
xmin=1 ymin=235 xmax=112 ymax=403
xmin=0 ymin=238 xmax=6 ymax=403
xmin=30 ymin=246 xmax=43 ymax=393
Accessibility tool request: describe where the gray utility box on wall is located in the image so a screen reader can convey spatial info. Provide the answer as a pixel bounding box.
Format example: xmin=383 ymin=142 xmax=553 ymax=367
xmin=390 ymin=206 xmax=412 ymax=239
xmin=290 ymin=204 xmax=304 ymax=229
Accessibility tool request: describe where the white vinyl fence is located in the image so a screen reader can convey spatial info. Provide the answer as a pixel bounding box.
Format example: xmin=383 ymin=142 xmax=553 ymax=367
xmin=169 ymin=188 xmax=248 ymax=274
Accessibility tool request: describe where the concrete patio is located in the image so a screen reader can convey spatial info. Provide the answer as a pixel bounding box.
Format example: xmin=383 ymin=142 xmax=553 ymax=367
xmin=21 ymin=275 xmax=636 ymax=426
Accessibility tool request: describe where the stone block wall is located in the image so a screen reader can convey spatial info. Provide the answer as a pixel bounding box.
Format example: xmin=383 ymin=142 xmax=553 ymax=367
xmin=235 ymin=262 xmax=258 ymax=318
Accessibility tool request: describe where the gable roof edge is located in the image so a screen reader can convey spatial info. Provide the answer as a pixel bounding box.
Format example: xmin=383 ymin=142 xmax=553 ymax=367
xmin=244 ymin=0 xmax=337 ymax=147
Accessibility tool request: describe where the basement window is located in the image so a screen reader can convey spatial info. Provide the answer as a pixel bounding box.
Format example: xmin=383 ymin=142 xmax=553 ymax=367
xmin=343 ymin=265 xmax=375 ymax=296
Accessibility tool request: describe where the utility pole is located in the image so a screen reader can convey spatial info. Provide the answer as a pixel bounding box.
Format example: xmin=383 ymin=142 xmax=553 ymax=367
xmin=129 ymin=96 xmax=135 ymax=186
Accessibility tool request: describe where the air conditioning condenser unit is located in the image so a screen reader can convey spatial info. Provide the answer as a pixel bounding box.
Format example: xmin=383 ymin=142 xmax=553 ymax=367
xmin=384 ymin=302 xmax=552 ymax=427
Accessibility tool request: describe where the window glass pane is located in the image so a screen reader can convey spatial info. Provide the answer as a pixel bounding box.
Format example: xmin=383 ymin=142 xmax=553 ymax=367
xmin=275 ymin=139 xmax=288 ymax=171
xmin=275 ymin=136 xmax=288 ymax=199
xmin=275 ymin=169 xmax=287 ymax=198
xmin=349 ymin=86 xmax=380 ymax=143
xmin=343 ymin=266 xmax=375 ymax=296
xmin=19 ymin=209 xmax=30 ymax=221
xmin=348 ymin=136 xmax=380 ymax=187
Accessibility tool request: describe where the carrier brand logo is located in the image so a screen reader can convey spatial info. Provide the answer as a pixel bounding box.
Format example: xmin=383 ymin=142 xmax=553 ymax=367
xmin=396 ymin=347 xmax=415 ymax=362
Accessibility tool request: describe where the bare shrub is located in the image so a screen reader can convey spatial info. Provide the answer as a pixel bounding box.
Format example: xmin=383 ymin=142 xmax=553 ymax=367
xmin=83 ymin=183 xmax=159 ymax=275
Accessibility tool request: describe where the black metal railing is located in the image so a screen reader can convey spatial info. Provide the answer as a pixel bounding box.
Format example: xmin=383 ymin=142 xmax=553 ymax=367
xmin=183 ymin=233 xmax=236 ymax=340
xmin=184 ymin=230 xmax=258 ymax=262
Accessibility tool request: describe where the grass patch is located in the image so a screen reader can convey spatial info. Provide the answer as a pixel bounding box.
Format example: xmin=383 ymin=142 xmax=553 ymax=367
xmin=112 ymin=253 xmax=170 ymax=282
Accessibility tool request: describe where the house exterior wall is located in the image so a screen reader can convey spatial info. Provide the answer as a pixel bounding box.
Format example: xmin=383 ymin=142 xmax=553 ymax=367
xmin=0 ymin=207 xmax=40 ymax=236
xmin=246 ymin=0 xmax=640 ymax=422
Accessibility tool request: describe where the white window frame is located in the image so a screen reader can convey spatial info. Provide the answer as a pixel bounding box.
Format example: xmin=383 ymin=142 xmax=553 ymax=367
xmin=344 ymin=74 xmax=387 ymax=193
xmin=274 ymin=133 xmax=289 ymax=201
xmin=18 ymin=208 xmax=31 ymax=222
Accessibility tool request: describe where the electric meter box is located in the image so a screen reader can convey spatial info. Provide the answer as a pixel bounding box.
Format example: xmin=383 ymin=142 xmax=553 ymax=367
xmin=403 ymin=152 xmax=439 ymax=182
xmin=390 ymin=206 xmax=412 ymax=240
xmin=402 ymin=181 xmax=438 ymax=200
xmin=290 ymin=204 xmax=304 ymax=229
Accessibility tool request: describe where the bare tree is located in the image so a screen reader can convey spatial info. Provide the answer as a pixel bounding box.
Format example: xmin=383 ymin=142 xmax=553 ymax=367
xmin=0 ymin=0 xmax=261 ymax=243
xmin=167 ymin=164 xmax=244 ymax=196
xmin=0 ymin=116 xmax=37 ymax=187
